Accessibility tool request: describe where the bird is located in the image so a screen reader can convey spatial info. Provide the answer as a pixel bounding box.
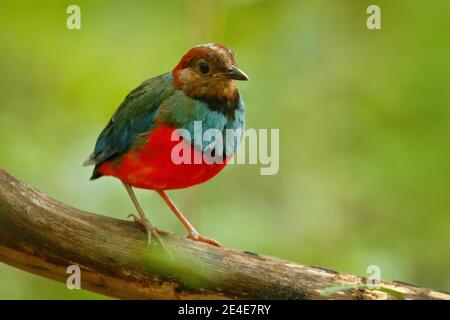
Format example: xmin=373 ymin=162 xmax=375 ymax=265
xmin=84 ymin=43 xmax=248 ymax=247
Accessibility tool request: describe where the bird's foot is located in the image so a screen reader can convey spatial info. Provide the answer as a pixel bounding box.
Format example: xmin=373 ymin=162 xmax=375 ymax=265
xmin=187 ymin=231 xmax=221 ymax=247
xmin=127 ymin=213 xmax=161 ymax=246
xmin=127 ymin=214 xmax=172 ymax=257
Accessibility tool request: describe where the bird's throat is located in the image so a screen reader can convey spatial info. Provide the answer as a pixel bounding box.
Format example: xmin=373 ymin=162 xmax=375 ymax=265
xmin=173 ymin=69 xmax=240 ymax=120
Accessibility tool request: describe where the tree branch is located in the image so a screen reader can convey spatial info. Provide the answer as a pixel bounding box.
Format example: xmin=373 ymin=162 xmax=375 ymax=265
xmin=0 ymin=167 xmax=448 ymax=300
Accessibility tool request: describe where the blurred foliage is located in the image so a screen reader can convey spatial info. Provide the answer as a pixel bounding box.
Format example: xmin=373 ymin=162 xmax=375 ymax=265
xmin=0 ymin=0 xmax=449 ymax=299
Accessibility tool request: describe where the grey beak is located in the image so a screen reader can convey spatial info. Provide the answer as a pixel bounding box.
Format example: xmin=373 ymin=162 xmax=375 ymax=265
xmin=225 ymin=65 xmax=249 ymax=81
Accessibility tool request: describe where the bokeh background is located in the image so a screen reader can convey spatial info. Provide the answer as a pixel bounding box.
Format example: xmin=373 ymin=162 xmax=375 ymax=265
xmin=1 ymin=0 xmax=449 ymax=299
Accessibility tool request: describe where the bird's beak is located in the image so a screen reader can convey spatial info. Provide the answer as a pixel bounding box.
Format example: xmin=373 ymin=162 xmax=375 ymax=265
xmin=224 ymin=65 xmax=249 ymax=81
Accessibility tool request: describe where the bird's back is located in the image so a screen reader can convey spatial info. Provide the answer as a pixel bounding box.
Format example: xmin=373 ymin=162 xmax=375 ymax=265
xmin=84 ymin=73 xmax=174 ymax=171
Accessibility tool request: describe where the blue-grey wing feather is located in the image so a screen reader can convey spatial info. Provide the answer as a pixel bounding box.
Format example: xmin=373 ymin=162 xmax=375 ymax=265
xmin=83 ymin=73 xmax=174 ymax=167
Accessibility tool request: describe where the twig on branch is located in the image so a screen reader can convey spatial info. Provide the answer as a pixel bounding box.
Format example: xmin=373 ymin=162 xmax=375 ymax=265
xmin=0 ymin=167 xmax=448 ymax=300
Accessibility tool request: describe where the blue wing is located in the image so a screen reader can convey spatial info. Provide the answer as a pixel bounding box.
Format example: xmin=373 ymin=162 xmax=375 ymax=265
xmin=84 ymin=73 xmax=175 ymax=178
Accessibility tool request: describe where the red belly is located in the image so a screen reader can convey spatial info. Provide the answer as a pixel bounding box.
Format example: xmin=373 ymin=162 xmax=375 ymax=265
xmin=98 ymin=124 xmax=228 ymax=190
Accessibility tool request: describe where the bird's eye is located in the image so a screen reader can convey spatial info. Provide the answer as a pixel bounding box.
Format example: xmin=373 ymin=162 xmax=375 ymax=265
xmin=199 ymin=62 xmax=210 ymax=74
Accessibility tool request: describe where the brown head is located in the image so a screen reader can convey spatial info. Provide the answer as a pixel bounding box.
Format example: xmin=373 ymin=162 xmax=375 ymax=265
xmin=172 ymin=43 xmax=248 ymax=101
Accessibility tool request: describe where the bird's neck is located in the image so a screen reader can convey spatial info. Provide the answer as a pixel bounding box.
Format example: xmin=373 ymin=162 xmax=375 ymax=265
xmin=172 ymin=69 xmax=240 ymax=120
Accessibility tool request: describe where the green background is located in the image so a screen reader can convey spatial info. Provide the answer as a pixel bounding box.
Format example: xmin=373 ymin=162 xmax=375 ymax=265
xmin=0 ymin=0 xmax=449 ymax=299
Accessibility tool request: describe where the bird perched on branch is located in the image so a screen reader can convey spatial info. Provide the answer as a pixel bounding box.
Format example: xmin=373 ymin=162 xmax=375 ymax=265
xmin=84 ymin=44 xmax=248 ymax=247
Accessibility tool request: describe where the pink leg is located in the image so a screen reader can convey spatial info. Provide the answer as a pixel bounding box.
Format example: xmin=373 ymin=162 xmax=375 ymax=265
xmin=156 ymin=190 xmax=221 ymax=247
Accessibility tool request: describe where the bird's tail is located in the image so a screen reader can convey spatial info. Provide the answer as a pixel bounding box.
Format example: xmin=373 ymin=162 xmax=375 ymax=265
xmin=83 ymin=154 xmax=96 ymax=167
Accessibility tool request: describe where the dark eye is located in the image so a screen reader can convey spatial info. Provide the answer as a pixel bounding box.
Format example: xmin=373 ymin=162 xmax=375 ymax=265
xmin=199 ymin=62 xmax=210 ymax=74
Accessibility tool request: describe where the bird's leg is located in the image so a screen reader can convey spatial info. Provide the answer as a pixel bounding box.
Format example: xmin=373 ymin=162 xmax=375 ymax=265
xmin=123 ymin=183 xmax=168 ymax=251
xmin=156 ymin=190 xmax=221 ymax=247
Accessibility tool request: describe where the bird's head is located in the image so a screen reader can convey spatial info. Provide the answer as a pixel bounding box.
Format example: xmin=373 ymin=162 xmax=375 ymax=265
xmin=172 ymin=43 xmax=248 ymax=100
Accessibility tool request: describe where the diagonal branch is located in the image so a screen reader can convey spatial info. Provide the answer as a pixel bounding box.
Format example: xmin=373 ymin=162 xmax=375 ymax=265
xmin=0 ymin=167 xmax=448 ymax=300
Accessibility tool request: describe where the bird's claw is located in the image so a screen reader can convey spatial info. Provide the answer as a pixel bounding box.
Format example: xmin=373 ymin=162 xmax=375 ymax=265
xmin=127 ymin=213 xmax=139 ymax=221
xmin=188 ymin=232 xmax=221 ymax=247
xmin=127 ymin=214 xmax=172 ymax=258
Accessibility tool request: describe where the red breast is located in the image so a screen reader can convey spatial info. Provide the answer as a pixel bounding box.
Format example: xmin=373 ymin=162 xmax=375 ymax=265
xmin=98 ymin=124 xmax=229 ymax=190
